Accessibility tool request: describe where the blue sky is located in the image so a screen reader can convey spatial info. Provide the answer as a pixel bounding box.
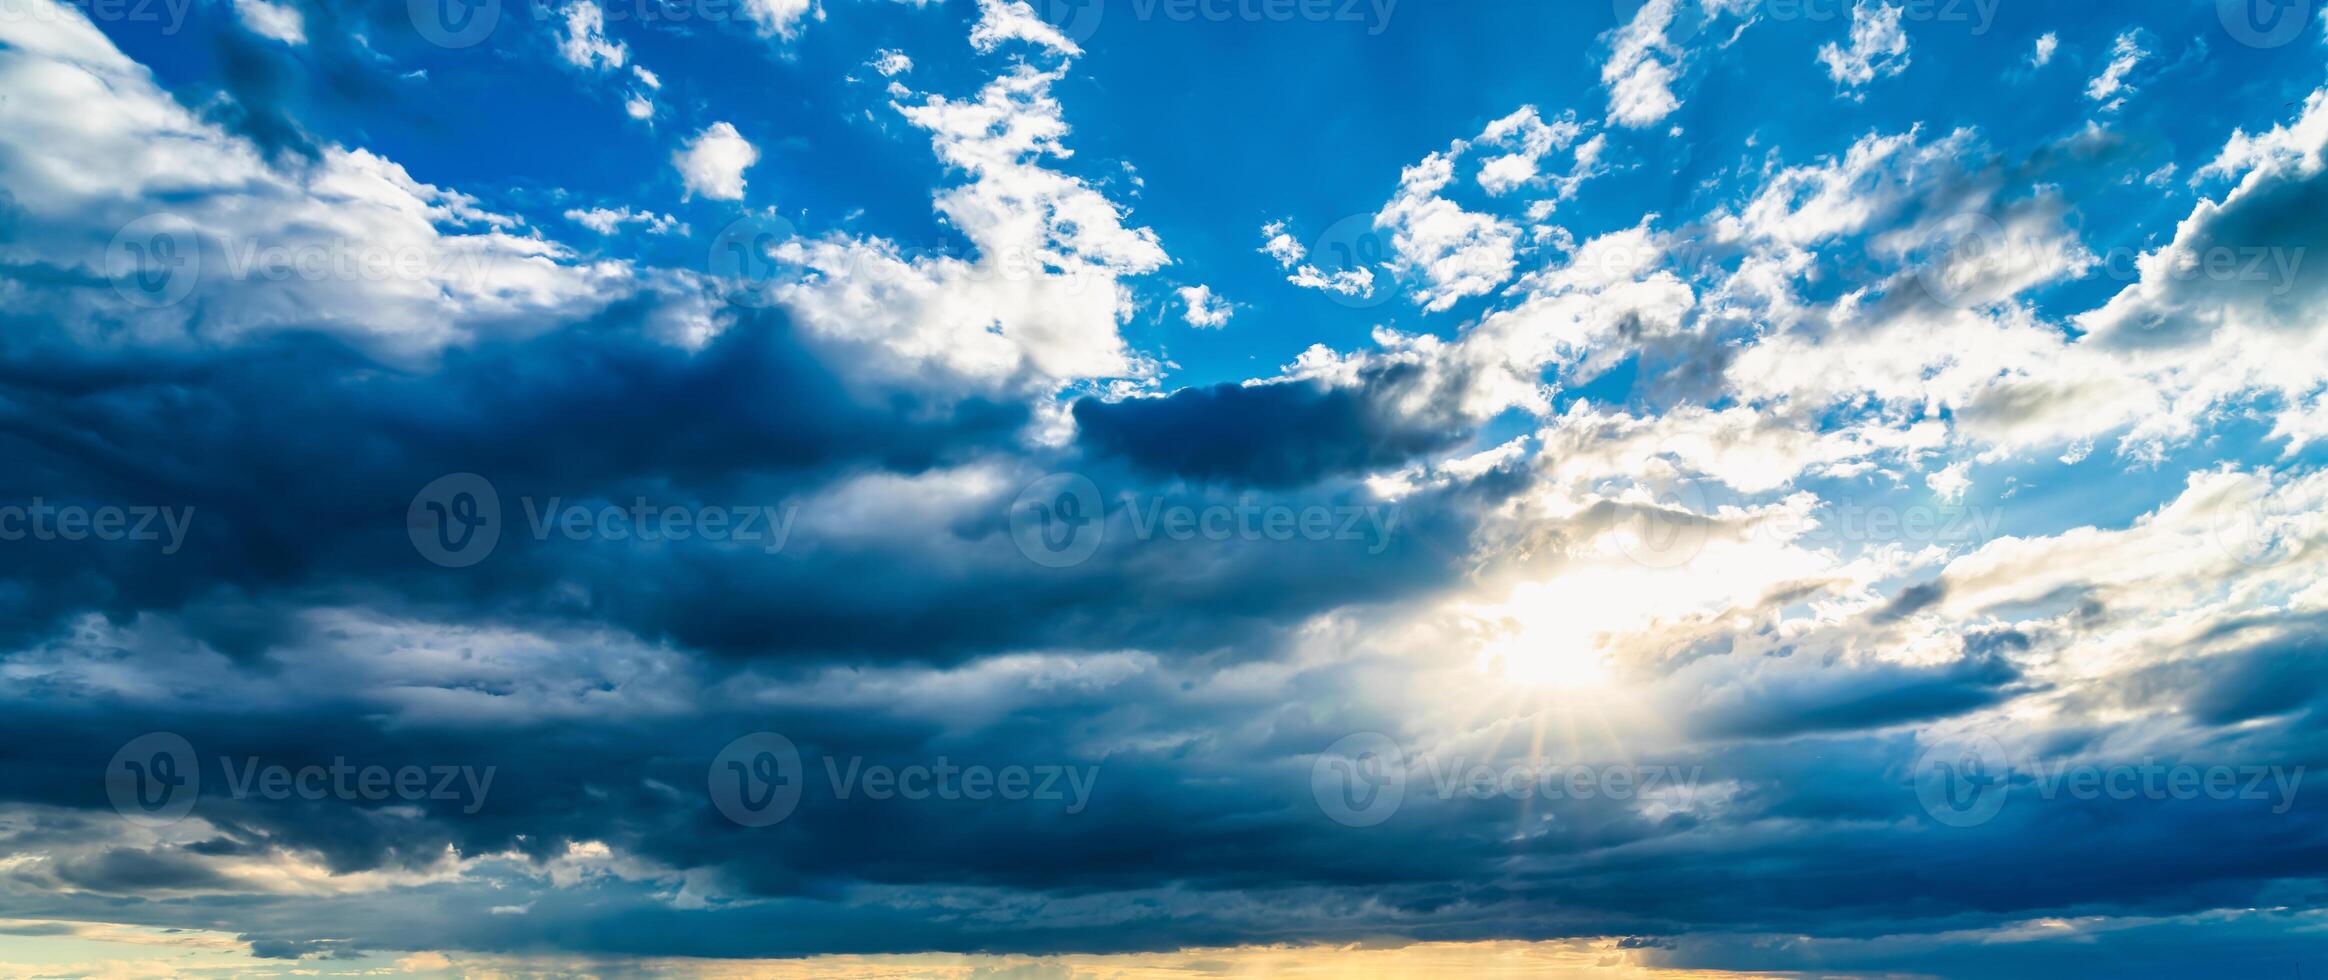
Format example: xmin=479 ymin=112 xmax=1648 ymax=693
xmin=4 ymin=0 xmax=2328 ymax=976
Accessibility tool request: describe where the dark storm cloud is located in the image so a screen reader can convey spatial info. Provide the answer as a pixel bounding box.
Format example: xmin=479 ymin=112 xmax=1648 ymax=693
xmin=0 ymin=275 xmax=1507 ymax=667
xmin=1072 ymin=361 xmax=1474 ymax=488
xmin=14 ymin=690 xmax=2328 ymax=962
xmin=1682 ymin=649 xmax=2023 ymax=740
xmin=2115 ymin=622 xmax=2328 ymax=727
xmin=207 ymin=28 xmax=321 ymax=161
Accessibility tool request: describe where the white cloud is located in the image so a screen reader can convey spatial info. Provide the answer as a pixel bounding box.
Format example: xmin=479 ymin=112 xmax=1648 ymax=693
xmin=1474 ymin=105 xmax=1585 ymax=196
xmin=1177 ymin=284 xmax=1232 ymax=328
xmin=674 ymin=122 xmax=759 ymax=201
xmin=556 ymin=0 xmax=627 ymax=71
xmin=1927 ymin=461 xmax=1972 ymax=503
xmin=2066 ymin=86 xmax=2328 ymax=455
xmin=2031 ymin=31 xmax=2058 ymax=68
xmin=869 ymin=49 xmax=914 ymax=76
xmin=550 ymin=3 xmax=660 ymax=120
xmin=969 ymin=0 xmax=1080 ymax=57
xmin=563 ymin=207 xmax=681 ymax=235
xmin=1259 ymin=220 xmax=1306 ymax=267
xmin=1375 ymin=149 xmax=1521 ymax=312
xmin=2085 ymin=30 xmax=2149 ymax=110
xmin=1817 ymin=0 xmax=1910 ymax=92
xmin=760 ymin=47 xmax=1168 ymax=394
xmin=1601 ymin=0 xmax=1683 ymax=127
xmin=741 ymin=0 xmax=821 ymax=39
xmin=0 ymin=1 xmax=632 ymax=358
xmin=232 ymin=0 xmax=304 ymax=45
xmin=1594 ymin=0 xmax=1759 ymax=128
xmin=1259 ymin=219 xmax=1375 ymax=297
xmin=1712 ymin=128 xmax=1976 ymax=250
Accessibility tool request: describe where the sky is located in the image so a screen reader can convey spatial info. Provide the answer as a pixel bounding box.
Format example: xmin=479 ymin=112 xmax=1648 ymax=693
xmin=2 ymin=0 xmax=2328 ymax=975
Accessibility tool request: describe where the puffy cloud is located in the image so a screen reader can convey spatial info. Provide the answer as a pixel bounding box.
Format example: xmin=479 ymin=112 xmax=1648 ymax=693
xmin=1601 ymin=0 xmax=1685 ymax=127
xmin=1817 ymin=0 xmax=1910 ymax=92
xmin=0 ymin=4 xmax=630 ymax=359
xmin=4 ymin=0 xmax=2328 ymax=972
xmin=1176 ymin=284 xmax=1232 ymax=327
xmin=1260 ymin=218 xmax=1375 ymax=297
xmin=674 ymin=122 xmax=759 ymax=201
xmin=1474 ymin=106 xmax=1584 ymax=196
xmin=764 ymin=55 xmax=1166 ymax=394
xmin=868 ymin=48 xmax=913 ymax=76
xmin=968 ymin=0 xmax=1081 ymax=57
xmin=1598 ymin=0 xmax=1754 ymax=128
xmin=555 ymin=0 xmax=627 ymax=72
xmin=741 ymin=0 xmax=820 ymax=39
xmin=1374 ymin=147 xmax=1521 ymax=312
xmin=232 ymin=0 xmax=305 ymax=45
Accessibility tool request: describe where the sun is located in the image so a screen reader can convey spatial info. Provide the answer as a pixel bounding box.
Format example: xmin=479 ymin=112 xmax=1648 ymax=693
xmin=1471 ymin=581 xmax=1625 ymax=692
xmin=1482 ymin=628 xmax=1614 ymax=690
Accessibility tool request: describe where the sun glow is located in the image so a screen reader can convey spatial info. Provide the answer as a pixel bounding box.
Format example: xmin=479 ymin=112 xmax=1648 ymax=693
xmin=1470 ymin=577 xmax=1638 ymax=692
xmin=1482 ymin=626 xmax=1614 ymax=690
